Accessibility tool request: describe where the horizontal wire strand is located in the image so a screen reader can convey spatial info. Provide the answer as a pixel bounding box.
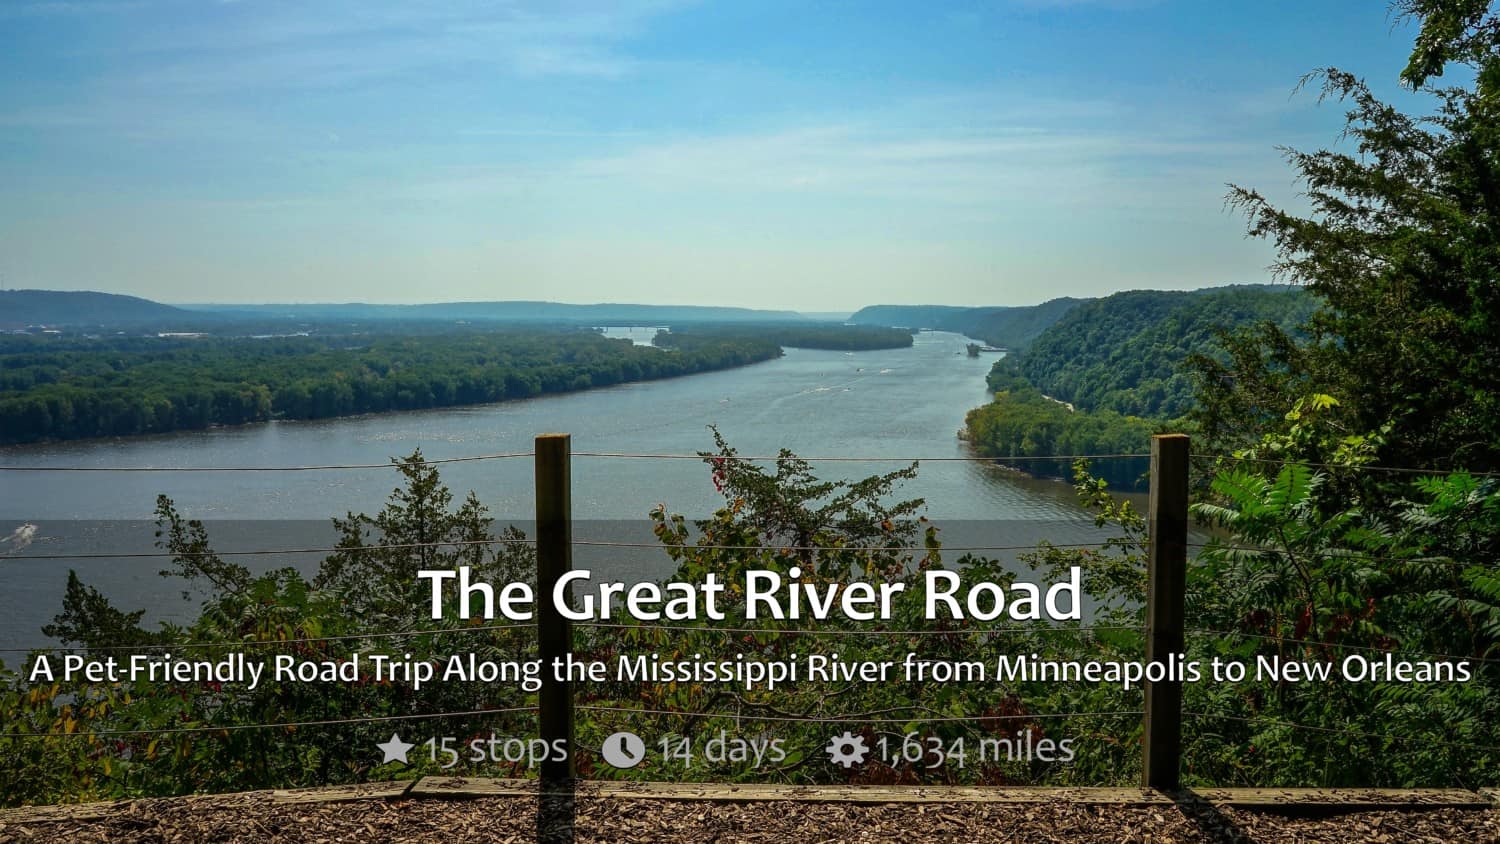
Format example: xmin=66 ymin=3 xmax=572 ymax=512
xmin=1183 ymin=710 xmax=1500 ymax=755
xmin=12 ymin=622 xmax=1483 ymax=657
xmin=1193 ymin=453 xmax=1500 ymax=479
xmin=576 ymin=705 xmax=1144 ymax=724
xmin=571 ymin=539 xmax=1114 ymax=553
xmin=1185 ymin=542 xmax=1488 ymax=570
xmin=8 ymin=535 xmax=1484 ymax=571
xmin=1 ymin=536 xmax=536 ymax=562
xmin=0 ymin=451 xmax=1149 ymax=473
xmin=0 ymin=706 xmax=539 ymax=739
xmin=1 ymin=537 xmax=1125 ymax=562
xmin=1185 ymin=627 xmax=1500 ymax=665
xmin=578 ymin=622 xmax=1142 ymax=636
xmin=572 ymin=451 xmax=1149 ymax=463
xmin=0 ymin=451 xmax=535 ymax=473
xmin=2 ymin=707 xmax=1143 ymax=738
xmin=0 ymin=622 xmax=537 ymax=654
xmin=0 ymin=622 xmax=1133 ymax=654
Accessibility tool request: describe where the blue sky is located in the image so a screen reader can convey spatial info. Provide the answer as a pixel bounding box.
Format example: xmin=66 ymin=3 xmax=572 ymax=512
xmin=0 ymin=1 xmax=1430 ymax=309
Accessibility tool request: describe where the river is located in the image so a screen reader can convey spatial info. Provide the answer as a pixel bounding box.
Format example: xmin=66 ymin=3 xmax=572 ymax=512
xmin=0 ymin=331 xmax=1135 ymax=652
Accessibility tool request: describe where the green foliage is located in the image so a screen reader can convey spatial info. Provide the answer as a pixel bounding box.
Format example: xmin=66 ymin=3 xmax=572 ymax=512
xmin=1186 ymin=448 xmax=1500 ymax=786
xmin=2 ymin=451 xmax=537 ymax=805
xmin=1210 ymin=19 xmax=1500 ymax=471
xmin=0 ymin=330 xmax=783 ymax=445
xmin=1397 ymin=0 xmax=1500 ymax=88
xmin=315 ymin=451 xmax=534 ymax=628
xmin=964 ymin=391 xmax=1156 ymax=460
xmin=40 ymin=572 xmax=162 ymax=652
xmin=961 ymin=299 xmax=1087 ymax=351
xmin=0 ymin=441 xmax=1158 ymax=803
xmin=577 ymin=440 xmax=1148 ymax=789
xmin=964 ymin=359 xmax=1159 ymax=486
xmin=8 ymin=3 xmax=1500 ymax=802
xmin=4 ymin=427 xmax=1498 ymax=802
xmin=1015 ymin=287 xmax=1316 ymax=419
xmin=960 ymin=11 xmax=1500 ymax=789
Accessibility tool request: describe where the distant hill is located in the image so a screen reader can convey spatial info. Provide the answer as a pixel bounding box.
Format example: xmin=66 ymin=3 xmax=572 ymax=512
xmin=847 ymin=299 xmax=1082 ymax=349
xmin=0 ymin=289 xmax=194 ymax=326
xmin=949 ymin=299 xmax=1085 ymax=349
xmin=846 ymin=305 xmax=977 ymax=329
xmin=1014 ymin=286 xmax=1317 ymax=418
xmin=191 ymin=301 xmax=808 ymax=324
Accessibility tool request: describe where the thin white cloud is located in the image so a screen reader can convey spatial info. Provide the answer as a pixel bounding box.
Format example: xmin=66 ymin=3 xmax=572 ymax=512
xmin=31 ymin=1 xmax=682 ymax=99
xmin=557 ymin=117 xmax=1269 ymax=210
xmin=0 ymin=1 xmax=1302 ymax=306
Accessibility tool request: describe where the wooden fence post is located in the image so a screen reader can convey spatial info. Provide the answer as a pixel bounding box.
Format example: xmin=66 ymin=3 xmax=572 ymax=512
xmin=1142 ymin=433 xmax=1189 ymax=791
xmin=536 ymin=433 xmax=576 ymax=844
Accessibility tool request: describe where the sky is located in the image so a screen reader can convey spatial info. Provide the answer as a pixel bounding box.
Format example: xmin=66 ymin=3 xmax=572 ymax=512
xmin=0 ymin=0 xmax=1433 ymax=310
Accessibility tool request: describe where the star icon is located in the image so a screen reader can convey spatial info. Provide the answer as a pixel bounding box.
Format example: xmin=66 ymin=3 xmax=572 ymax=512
xmin=376 ymin=733 xmax=415 ymax=764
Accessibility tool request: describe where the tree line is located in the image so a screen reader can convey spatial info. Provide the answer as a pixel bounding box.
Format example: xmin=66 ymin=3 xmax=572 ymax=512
xmin=654 ymin=323 xmax=915 ymax=352
xmin=1012 ymin=286 xmax=1316 ymax=419
xmin=962 ymin=358 xmax=1158 ymax=486
xmin=960 ymin=287 xmax=1315 ymax=472
xmin=0 ymin=330 xmax=782 ymax=445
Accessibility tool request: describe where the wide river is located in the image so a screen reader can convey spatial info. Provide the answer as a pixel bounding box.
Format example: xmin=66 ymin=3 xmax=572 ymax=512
xmin=0 ymin=331 xmax=1137 ymax=652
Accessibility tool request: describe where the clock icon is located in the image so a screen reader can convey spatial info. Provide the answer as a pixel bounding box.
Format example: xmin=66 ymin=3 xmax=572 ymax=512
xmin=601 ymin=731 xmax=647 ymax=769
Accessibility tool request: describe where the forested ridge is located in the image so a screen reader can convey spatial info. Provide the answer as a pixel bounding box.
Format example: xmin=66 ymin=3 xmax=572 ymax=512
xmin=964 ymin=362 xmax=1156 ymax=455
xmin=848 ymin=297 xmax=1080 ymax=350
xmin=1016 ymin=286 xmax=1316 ymax=418
xmin=960 ymin=298 xmax=1084 ymax=350
xmin=0 ymin=330 xmax=782 ymax=445
xmin=961 ymin=287 xmax=1314 ymax=474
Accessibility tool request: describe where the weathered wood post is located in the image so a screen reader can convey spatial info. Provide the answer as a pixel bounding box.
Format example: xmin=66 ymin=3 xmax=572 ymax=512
xmin=1142 ymin=433 xmax=1189 ymax=791
xmin=536 ymin=433 xmax=576 ymax=843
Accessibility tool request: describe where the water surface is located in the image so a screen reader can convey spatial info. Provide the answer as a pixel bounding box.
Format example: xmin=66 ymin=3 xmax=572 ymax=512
xmin=0 ymin=332 xmax=1124 ymax=651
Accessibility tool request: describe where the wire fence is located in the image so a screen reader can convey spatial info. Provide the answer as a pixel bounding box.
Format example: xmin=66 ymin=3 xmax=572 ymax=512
xmin=2 ymin=538 xmax=1487 ymax=572
xmin=2 ymin=448 xmax=1495 ymax=476
xmin=0 ymin=443 xmax=1495 ymax=795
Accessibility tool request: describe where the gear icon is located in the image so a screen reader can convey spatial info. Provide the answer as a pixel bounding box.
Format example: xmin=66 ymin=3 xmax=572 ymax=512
xmin=824 ymin=731 xmax=869 ymax=768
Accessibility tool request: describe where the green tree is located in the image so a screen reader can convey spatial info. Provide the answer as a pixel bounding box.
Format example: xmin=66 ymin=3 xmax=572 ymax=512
xmin=40 ymin=572 xmax=161 ymax=652
xmin=4 ymin=451 xmax=537 ymax=804
xmin=1201 ymin=1 xmax=1500 ymax=473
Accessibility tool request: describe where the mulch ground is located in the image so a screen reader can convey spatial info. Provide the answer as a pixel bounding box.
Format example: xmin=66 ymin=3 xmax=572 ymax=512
xmin=2 ymin=793 xmax=1498 ymax=843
